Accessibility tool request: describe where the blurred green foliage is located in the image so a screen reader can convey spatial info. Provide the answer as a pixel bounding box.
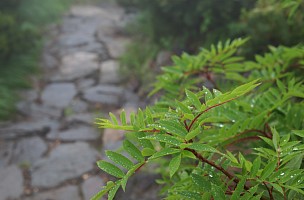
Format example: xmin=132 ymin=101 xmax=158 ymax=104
xmin=117 ymin=0 xmax=304 ymax=91
xmin=118 ymin=0 xmax=255 ymax=51
xmin=0 ymin=0 xmax=74 ymax=120
xmin=237 ymin=0 xmax=304 ymax=57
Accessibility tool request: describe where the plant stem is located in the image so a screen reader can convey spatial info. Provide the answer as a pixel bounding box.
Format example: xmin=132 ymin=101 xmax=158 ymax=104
xmin=263 ymin=181 xmax=274 ymax=200
xmin=187 ymin=98 xmax=236 ymax=131
xmin=185 ymin=148 xmax=240 ymax=185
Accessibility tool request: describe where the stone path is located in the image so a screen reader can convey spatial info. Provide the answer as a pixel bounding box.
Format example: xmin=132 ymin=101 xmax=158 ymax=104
xmin=0 ymin=2 xmax=159 ymax=200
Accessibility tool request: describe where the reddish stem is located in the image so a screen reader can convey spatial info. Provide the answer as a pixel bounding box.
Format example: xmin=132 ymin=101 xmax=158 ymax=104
xmin=187 ymin=98 xmax=236 ymax=131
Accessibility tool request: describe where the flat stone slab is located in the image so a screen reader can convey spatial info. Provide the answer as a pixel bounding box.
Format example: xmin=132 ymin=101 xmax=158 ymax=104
xmin=69 ymin=99 xmax=89 ymax=113
xmin=66 ymin=113 xmax=95 ymax=125
xmin=0 ymin=141 xmax=14 ymax=167
xmin=70 ymin=5 xmax=124 ymax=22
xmin=82 ymin=176 xmax=105 ymax=200
xmin=83 ymin=85 xmax=124 ymax=106
xmin=0 ymin=118 xmax=54 ymax=139
xmin=99 ymin=60 xmax=121 ymax=84
xmin=11 ymin=136 xmax=47 ymax=165
xmin=0 ymin=165 xmax=24 ymax=200
xmin=31 ymin=142 xmax=99 ymax=188
xmin=25 ymin=185 xmax=81 ymax=200
xmin=59 ymin=52 xmax=99 ymax=80
xmin=106 ymin=36 xmax=130 ymax=58
xmin=41 ymin=83 xmax=77 ymax=108
xmin=17 ymin=101 xmax=62 ymax=119
xmin=47 ymin=126 xmax=100 ymax=141
xmin=58 ymin=32 xmax=95 ymax=47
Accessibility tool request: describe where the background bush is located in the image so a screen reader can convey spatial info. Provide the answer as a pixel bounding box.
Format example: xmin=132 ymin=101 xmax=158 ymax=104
xmin=118 ymin=0 xmax=304 ymax=91
xmin=0 ymin=0 xmax=74 ymax=120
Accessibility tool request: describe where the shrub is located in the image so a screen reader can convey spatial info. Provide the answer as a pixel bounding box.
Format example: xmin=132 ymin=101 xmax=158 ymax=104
xmin=236 ymin=0 xmax=304 ymax=57
xmin=117 ymin=0 xmax=255 ymax=51
xmin=93 ymin=38 xmax=304 ymax=199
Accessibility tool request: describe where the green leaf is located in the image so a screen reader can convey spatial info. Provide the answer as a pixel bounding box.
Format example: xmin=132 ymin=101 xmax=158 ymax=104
xmin=250 ymin=156 xmax=261 ymax=178
xmin=109 ymin=112 xmax=118 ymax=125
xmin=120 ymin=110 xmax=127 ymax=125
xmin=185 ymin=126 xmax=202 ymax=141
xmin=191 ymin=174 xmax=211 ymax=191
xmin=187 ymin=143 xmax=220 ymax=153
xmin=149 ymin=148 xmax=181 ymax=160
xmin=185 ymin=89 xmax=201 ymax=110
xmin=179 ymin=191 xmax=201 ymax=199
xmin=141 ymin=148 xmax=155 ymax=156
xmin=203 ymin=86 xmax=213 ymax=102
xmin=260 ymin=159 xmax=277 ymax=180
xmin=121 ymin=162 xmax=145 ymax=191
xmin=123 ymin=140 xmax=144 ymax=162
xmin=105 ymin=151 xmax=133 ymax=170
xmin=108 ymin=181 xmax=121 ymax=200
xmin=270 ymin=183 xmax=284 ymax=195
xmin=158 ymin=120 xmax=187 ymax=138
xmin=97 ymin=161 xmax=125 ymax=178
xmin=169 ymin=153 xmax=181 ymax=177
xmin=276 ymin=79 xmax=286 ymax=93
xmin=293 ymin=130 xmax=304 ymax=137
xmin=272 ymin=128 xmax=280 ymax=150
xmin=142 ymin=134 xmax=182 ymax=146
xmin=231 ymin=176 xmax=246 ymax=200
xmin=211 ymin=184 xmax=225 ymax=200
xmin=176 ymin=100 xmax=193 ymax=115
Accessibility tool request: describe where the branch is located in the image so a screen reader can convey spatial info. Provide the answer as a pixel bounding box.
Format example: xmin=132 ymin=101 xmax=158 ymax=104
xmin=187 ymin=98 xmax=236 ymax=131
xmin=185 ymin=148 xmax=241 ymax=186
xmin=263 ymin=182 xmax=274 ymax=200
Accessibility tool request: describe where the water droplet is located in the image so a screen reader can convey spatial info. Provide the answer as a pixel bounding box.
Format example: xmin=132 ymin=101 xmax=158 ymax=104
xmin=209 ymin=174 xmax=213 ymax=177
xmin=250 ymin=104 xmax=254 ymax=108
xmin=219 ymin=124 xmax=224 ymax=128
xmin=280 ymin=173 xmax=285 ymax=176
xmin=231 ymin=120 xmax=235 ymax=123
xmin=293 ymin=147 xmax=298 ymax=151
xmin=290 ymin=175 xmax=294 ymax=178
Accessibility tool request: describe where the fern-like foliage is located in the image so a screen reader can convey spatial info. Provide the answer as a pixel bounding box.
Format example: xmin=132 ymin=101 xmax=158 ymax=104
xmin=93 ymin=38 xmax=304 ymax=199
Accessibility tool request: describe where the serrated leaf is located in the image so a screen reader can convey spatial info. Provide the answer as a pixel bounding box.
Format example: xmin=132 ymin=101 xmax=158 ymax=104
xmin=123 ymin=140 xmax=144 ymax=162
xmin=260 ymin=159 xmax=277 ymax=180
xmin=105 ymin=151 xmax=133 ymax=170
xmin=141 ymin=148 xmax=155 ymax=156
xmin=158 ymin=120 xmax=187 ymax=138
xmin=270 ymin=183 xmax=284 ymax=195
xmin=231 ymin=176 xmax=246 ymax=200
xmin=142 ymin=135 xmax=182 ymax=146
xmin=108 ymin=181 xmax=121 ymax=200
xmin=121 ymin=162 xmax=144 ymax=191
xmin=149 ymin=148 xmax=181 ymax=160
xmin=203 ymin=86 xmax=213 ymax=102
xmin=276 ymin=79 xmax=286 ymax=93
xmin=169 ymin=153 xmax=181 ymax=177
xmin=250 ymin=156 xmax=261 ymax=178
xmin=293 ymin=130 xmax=304 ymax=137
xmin=226 ymin=151 xmax=239 ymax=164
xmin=188 ymin=143 xmax=219 ymax=153
xmin=120 ymin=110 xmax=127 ymax=125
xmin=185 ymin=126 xmax=202 ymax=141
xmin=211 ymin=184 xmax=225 ymax=200
xmin=179 ymin=191 xmax=201 ymax=199
xmin=191 ymin=174 xmax=211 ymax=191
xmin=176 ymin=100 xmax=193 ymax=115
xmin=109 ymin=112 xmax=118 ymax=125
xmin=272 ymin=128 xmax=280 ymax=150
xmin=185 ymin=89 xmax=201 ymax=110
xmin=97 ymin=161 xmax=125 ymax=178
